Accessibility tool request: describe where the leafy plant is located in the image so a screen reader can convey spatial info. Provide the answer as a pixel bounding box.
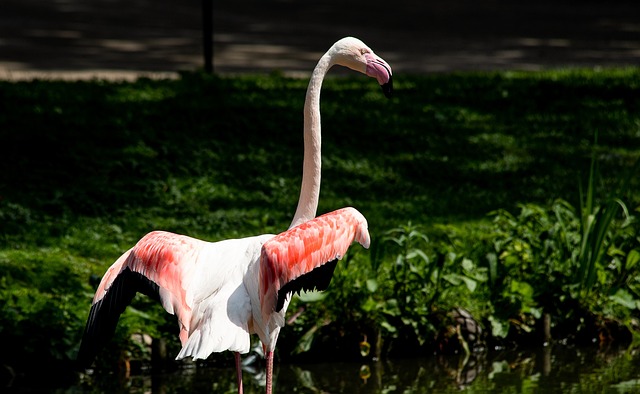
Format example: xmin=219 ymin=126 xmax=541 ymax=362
xmin=483 ymin=148 xmax=640 ymax=342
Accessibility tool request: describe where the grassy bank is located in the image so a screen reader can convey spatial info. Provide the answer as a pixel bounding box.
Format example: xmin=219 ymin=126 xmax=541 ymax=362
xmin=1 ymin=69 xmax=639 ymax=377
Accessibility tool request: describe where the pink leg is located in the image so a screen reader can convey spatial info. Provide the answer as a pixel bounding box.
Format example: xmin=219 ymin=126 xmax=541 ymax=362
xmin=265 ymin=350 xmax=274 ymax=394
xmin=235 ymin=352 xmax=243 ymax=394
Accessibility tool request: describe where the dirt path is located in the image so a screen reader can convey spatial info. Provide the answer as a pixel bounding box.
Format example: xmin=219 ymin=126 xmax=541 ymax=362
xmin=1 ymin=0 xmax=638 ymax=80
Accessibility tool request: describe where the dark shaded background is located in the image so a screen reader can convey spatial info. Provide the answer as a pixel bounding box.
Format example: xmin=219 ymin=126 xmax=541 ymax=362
xmin=0 ymin=0 xmax=639 ymax=79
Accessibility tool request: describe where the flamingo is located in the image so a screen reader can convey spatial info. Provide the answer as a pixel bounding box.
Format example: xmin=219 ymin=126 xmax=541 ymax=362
xmin=76 ymin=37 xmax=393 ymax=394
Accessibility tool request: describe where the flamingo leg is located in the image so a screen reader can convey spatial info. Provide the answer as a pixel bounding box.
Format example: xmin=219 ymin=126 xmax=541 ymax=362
xmin=265 ymin=350 xmax=274 ymax=394
xmin=235 ymin=352 xmax=243 ymax=394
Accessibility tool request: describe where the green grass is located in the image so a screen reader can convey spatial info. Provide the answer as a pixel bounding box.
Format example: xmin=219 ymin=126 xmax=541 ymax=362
xmin=2 ymin=70 xmax=639 ymax=240
xmin=1 ymin=69 xmax=639 ymax=374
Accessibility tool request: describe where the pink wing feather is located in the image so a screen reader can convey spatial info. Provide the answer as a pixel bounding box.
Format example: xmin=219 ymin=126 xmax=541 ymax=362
xmin=94 ymin=231 xmax=191 ymax=305
xmin=259 ymin=207 xmax=370 ymax=324
xmin=92 ymin=231 xmax=195 ymax=338
xmin=78 ymin=231 xmax=206 ymax=367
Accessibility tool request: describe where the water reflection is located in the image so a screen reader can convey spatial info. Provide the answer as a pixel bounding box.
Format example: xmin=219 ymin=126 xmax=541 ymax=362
xmin=275 ymin=346 xmax=640 ymax=393
xmin=11 ymin=345 xmax=640 ymax=393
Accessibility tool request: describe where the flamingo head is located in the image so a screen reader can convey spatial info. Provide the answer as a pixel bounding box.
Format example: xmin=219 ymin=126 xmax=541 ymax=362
xmin=329 ymin=37 xmax=393 ymax=98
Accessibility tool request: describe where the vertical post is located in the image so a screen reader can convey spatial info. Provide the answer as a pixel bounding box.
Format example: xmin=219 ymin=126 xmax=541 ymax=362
xmin=543 ymin=312 xmax=552 ymax=344
xmin=151 ymin=337 xmax=167 ymax=370
xmin=201 ymin=0 xmax=213 ymax=73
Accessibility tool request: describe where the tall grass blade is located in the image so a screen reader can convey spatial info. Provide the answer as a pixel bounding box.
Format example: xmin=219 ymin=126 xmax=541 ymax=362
xmin=575 ymin=132 xmax=638 ymax=296
xmin=576 ymin=134 xmax=598 ymax=291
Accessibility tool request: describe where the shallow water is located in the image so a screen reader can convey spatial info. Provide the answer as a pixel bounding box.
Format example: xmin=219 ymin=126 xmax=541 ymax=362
xmin=9 ymin=345 xmax=640 ymax=393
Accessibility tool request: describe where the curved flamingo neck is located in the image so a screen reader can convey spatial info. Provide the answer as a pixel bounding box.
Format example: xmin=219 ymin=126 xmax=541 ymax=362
xmin=289 ymin=54 xmax=333 ymax=229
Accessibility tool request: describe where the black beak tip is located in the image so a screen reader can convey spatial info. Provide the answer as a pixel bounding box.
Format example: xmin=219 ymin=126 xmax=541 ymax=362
xmin=381 ymin=77 xmax=393 ymax=98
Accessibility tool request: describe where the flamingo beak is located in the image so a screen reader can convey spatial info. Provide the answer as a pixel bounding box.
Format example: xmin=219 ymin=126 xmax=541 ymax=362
xmin=365 ymin=53 xmax=393 ymax=98
xmin=381 ymin=77 xmax=393 ymax=99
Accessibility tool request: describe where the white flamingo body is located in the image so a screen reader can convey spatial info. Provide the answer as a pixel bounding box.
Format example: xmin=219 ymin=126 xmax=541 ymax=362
xmin=78 ymin=37 xmax=392 ymax=394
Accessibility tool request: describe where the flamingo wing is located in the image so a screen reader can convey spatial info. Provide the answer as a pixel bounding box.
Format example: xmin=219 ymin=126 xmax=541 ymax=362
xmin=259 ymin=207 xmax=370 ymax=324
xmin=77 ymin=231 xmax=258 ymax=368
xmin=76 ymin=256 xmax=161 ymax=368
xmin=77 ymin=231 xmax=200 ymax=368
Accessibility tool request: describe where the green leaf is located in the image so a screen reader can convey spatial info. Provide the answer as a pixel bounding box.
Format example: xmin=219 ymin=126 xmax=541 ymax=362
xmin=380 ymin=320 xmax=397 ymax=333
xmin=442 ymin=273 xmax=461 ymax=286
xmin=296 ymin=290 xmax=327 ymax=303
xmin=488 ymin=315 xmax=509 ymax=338
xmin=626 ymin=249 xmax=640 ymax=271
xmin=383 ymin=298 xmax=400 ymax=316
xmin=460 ymin=275 xmax=478 ymax=292
xmin=361 ymin=296 xmax=378 ymax=312
xmin=612 ymin=380 xmax=640 ymax=392
xmin=528 ymin=307 xmax=542 ymax=319
xmin=510 ymin=279 xmax=534 ymax=299
xmin=461 ymin=258 xmax=474 ymax=272
xmin=407 ymin=249 xmax=430 ymax=264
xmin=124 ymin=307 xmax=154 ymax=320
xmin=293 ymin=324 xmax=321 ymax=355
xmin=610 ymin=289 xmax=638 ymax=309
xmin=366 ymin=278 xmax=378 ymax=293
xmin=442 ymin=273 xmax=477 ymax=292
